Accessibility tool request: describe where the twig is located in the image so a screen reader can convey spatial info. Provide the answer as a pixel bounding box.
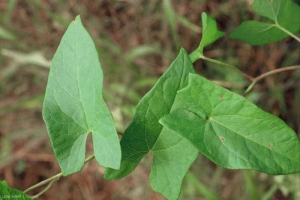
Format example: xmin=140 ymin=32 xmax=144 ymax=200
xmin=244 ymin=65 xmax=300 ymax=94
xmin=34 ymin=179 xmax=56 ymax=198
xmin=193 ymin=54 xmax=300 ymax=94
xmin=23 ymin=172 xmax=62 ymax=193
xmin=212 ymin=80 xmax=248 ymax=88
xmin=200 ymin=55 xmax=254 ymax=80
xmin=23 ymin=154 xmax=95 ymax=194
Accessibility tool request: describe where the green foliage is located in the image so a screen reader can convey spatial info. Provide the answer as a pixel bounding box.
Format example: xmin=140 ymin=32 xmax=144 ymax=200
xmin=230 ymin=0 xmax=300 ymax=45
xmin=160 ymin=74 xmax=300 ymax=174
xmin=12 ymin=0 xmax=300 ymax=199
xmin=198 ymin=12 xmax=225 ymax=54
xmin=0 ymin=181 xmax=32 ymax=200
xmin=189 ymin=12 xmax=224 ymax=62
xmin=42 ymin=16 xmax=121 ymax=176
xmin=105 ymin=49 xmax=198 ymax=200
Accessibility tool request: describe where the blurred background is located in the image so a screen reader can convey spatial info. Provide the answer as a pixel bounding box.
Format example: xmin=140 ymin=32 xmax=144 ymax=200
xmin=0 ymin=0 xmax=299 ymax=199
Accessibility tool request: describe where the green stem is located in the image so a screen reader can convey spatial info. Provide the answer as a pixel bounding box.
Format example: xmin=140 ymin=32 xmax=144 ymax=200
xmin=84 ymin=154 xmax=96 ymax=163
xmin=190 ymin=49 xmax=201 ymax=63
xmin=276 ymin=24 xmax=300 ymax=43
xmin=34 ymin=179 xmax=56 ymax=198
xmin=23 ymin=172 xmax=62 ymax=193
xmin=189 ymin=50 xmax=300 ymax=94
xmin=23 ymin=154 xmax=95 ymax=194
xmin=200 ymin=55 xmax=254 ymax=80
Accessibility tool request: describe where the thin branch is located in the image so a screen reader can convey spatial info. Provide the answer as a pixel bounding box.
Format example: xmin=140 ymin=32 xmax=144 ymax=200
xmin=252 ymin=65 xmax=300 ymax=82
xmin=212 ymin=80 xmax=248 ymax=88
xmin=200 ymin=55 xmax=254 ymax=80
xmin=196 ymin=54 xmax=300 ymax=94
xmin=276 ymin=24 xmax=300 ymax=43
xmin=34 ymin=179 xmax=56 ymax=198
xmin=244 ymin=65 xmax=300 ymax=94
xmin=23 ymin=172 xmax=62 ymax=193
xmin=23 ymin=154 xmax=95 ymax=194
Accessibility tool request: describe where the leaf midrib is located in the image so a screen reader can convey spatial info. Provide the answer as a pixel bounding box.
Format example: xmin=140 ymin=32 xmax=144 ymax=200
xmin=75 ymin=38 xmax=90 ymax=131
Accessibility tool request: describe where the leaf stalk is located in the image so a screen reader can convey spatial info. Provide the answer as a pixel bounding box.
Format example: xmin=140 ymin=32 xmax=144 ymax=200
xmin=276 ymin=24 xmax=300 ymax=43
xmin=200 ymin=55 xmax=254 ymax=80
xmin=23 ymin=154 xmax=95 ymax=195
xmin=190 ymin=51 xmax=300 ymax=94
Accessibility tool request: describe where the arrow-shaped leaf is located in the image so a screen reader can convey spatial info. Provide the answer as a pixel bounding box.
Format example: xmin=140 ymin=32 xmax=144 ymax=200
xmin=198 ymin=12 xmax=225 ymax=54
xmin=104 ymin=49 xmax=198 ymax=200
xmin=160 ymin=73 xmax=300 ymax=175
xmin=190 ymin=12 xmax=224 ymax=62
xmin=230 ymin=0 xmax=300 ymax=45
xmin=43 ymin=16 xmax=121 ymax=176
xmin=0 ymin=181 xmax=32 ymax=199
xmin=229 ymin=21 xmax=289 ymax=45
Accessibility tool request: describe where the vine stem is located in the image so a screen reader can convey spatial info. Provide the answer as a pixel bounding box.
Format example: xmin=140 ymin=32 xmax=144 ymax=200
xmin=23 ymin=154 xmax=95 ymax=195
xmin=244 ymin=65 xmax=300 ymax=94
xmin=192 ymin=54 xmax=300 ymax=94
xmin=276 ymin=24 xmax=300 ymax=43
xmin=200 ymin=55 xmax=254 ymax=80
xmin=34 ymin=179 xmax=56 ymax=198
xmin=190 ymin=18 xmax=300 ymax=93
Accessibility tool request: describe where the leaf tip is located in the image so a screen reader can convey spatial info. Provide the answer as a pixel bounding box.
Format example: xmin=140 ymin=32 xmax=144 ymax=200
xmin=73 ymin=15 xmax=81 ymax=22
xmin=201 ymin=12 xmax=208 ymax=30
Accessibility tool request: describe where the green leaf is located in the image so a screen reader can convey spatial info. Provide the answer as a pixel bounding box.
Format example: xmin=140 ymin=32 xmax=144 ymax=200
xmin=198 ymin=12 xmax=225 ymax=54
xmin=190 ymin=12 xmax=224 ymax=62
xmin=104 ymin=49 xmax=198 ymax=200
xmin=230 ymin=0 xmax=300 ymax=45
xmin=160 ymin=74 xmax=300 ymax=175
xmin=229 ymin=21 xmax=288 ymax=45
xmin=251 ymin=0 xmax=284 ymax=22
xmin=251 ymin=0 xmax=300 ymax=27
xmin=43 ymin=16 xmax=121 ymax=176
xmin=0 ymin=181 xmax=32 ymax=199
